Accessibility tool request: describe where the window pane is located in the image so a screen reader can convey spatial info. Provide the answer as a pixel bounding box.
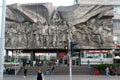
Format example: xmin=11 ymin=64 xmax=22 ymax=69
xmin=114 ymin=6 xmax=120 ymax=15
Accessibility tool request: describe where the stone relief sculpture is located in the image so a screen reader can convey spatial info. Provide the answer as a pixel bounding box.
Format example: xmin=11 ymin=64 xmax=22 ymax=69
xmin=5 ymin=3 xmax=113 ymax=49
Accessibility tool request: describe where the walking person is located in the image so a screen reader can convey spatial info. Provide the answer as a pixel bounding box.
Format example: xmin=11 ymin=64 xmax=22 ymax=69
xmin=109 ymin=66 xmax=115 ymax=75
xmin=114 ymin=67 xmax=117 ymax=76
xmin=87 ymin=60 xmax=90 ymax=68
xmin=37 ymin=68 xmax=44 ymax=80
xmin=50 ymin=66 xmax=55 ymax=75
xmin=105 ymin=67 xmax=109 ymax=77
xmin=45 ymin=66 xmax=50 ymax=75
xmin=24 ymin=66 xmax=27 ymax=78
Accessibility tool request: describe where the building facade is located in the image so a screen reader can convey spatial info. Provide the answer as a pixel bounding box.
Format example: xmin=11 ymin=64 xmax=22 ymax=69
xmin=5 ymin=2 xmax=117 ymax=66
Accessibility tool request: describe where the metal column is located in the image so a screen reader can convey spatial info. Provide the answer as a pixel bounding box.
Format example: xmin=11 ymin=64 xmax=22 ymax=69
xmin=68 ymin=41 xmax=72 ymax=80
xmin=0 ymin=0 xmax=6 ymax=80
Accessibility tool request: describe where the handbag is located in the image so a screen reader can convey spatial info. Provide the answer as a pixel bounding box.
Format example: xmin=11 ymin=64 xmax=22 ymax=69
xmin=42 ymin=73 xmax=45 ymax=80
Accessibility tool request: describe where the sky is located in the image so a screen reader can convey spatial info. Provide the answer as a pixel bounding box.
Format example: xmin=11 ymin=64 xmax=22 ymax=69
xmin=6 ymin=0 xmax=74 ymax=6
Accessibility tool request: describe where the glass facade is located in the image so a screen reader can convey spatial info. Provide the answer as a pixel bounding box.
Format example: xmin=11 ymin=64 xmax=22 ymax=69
xmin=113 ymin=20 xmax=120 ymax=30
xmin=114 ymin=6 xmax=120 ymax=15
xmin=81 ymin=51 xmax=112 ymax=58
xmin=83 ymin=52 xmax=112 ymax=58
xmin=5 ymin=50 xmax=114 ymax=66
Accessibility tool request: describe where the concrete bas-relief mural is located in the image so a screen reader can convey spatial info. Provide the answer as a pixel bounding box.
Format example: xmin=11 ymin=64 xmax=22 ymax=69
xmin=5 ymin=3 xmax=114 ymax=49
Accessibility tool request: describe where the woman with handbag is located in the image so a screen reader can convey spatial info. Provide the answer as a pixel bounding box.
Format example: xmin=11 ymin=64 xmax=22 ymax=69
xmin=37 ymin=68 xmax=44 ymax=80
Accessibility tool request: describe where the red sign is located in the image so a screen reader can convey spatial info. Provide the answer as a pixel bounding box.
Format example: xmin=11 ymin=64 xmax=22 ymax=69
xmin=116 ymin=44 xmax=120 ymax=48
xmin=58 ymin=52 xmax=67 ymax=58
xmin=87 ymin=50 xmax=109 ymax=54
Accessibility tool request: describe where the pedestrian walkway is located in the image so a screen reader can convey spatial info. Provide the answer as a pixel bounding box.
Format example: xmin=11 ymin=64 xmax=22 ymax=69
xmin=3 ymin=75 xmax=120 ymax=80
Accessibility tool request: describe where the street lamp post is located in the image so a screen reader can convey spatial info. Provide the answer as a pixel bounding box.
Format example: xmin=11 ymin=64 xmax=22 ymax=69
xmin=113 ymin=36 xmax=118 ymax=75
xmin=66 ymin=28 xmax=72 ymax=80
xmin=0 ymin=0 xmax=6 ymax=80
xmin=66 ymin=22 xmax=78 ymax=80
xmin=68 ymin=41 xmax=72 ymax=80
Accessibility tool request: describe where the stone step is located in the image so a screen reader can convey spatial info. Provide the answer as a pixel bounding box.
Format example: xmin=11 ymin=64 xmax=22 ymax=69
xmin=17 ymin=66 xmax=94 ymax=75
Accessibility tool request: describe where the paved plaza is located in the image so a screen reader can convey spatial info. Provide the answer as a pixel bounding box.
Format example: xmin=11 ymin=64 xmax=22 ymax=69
xmin=3 ymin=75 xmax=120 ymax=80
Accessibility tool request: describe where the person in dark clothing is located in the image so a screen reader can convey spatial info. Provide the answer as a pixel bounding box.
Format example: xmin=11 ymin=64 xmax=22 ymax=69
xmin=24 ymin=66 xmax=27 ymax=78
xmin=109 ymin=66 xmax=115 ymax=75
xmin=45 ymin=66 xmax=50 ymax=75
xmin=87 ymin=60 xmax=91 ymax=68
xmin=37 ymin=69 xmax=43 ymax=80
xmin=50 ymin=66 xmax=55 ymax=75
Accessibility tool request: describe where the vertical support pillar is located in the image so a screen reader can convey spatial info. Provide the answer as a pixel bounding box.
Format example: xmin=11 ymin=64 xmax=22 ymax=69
xmin=5 ymin=50 xmax=9 ymax=62
xmin=78 ymin=51 xmax=81 ymax=66
xmin=0 ymin=0 xmax=6 ymax=80
xmin=68 ymin=41 xmax=72 ymax=80
xmin=31 ymin=51 xmax=35 ymax=66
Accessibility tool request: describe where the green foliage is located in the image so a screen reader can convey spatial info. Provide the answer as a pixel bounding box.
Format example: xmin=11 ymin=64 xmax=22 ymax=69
xmin=94 ymin=64 xmax=120 ymax=71
xmin=93 ymin=63 xmax=120 ymax=75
